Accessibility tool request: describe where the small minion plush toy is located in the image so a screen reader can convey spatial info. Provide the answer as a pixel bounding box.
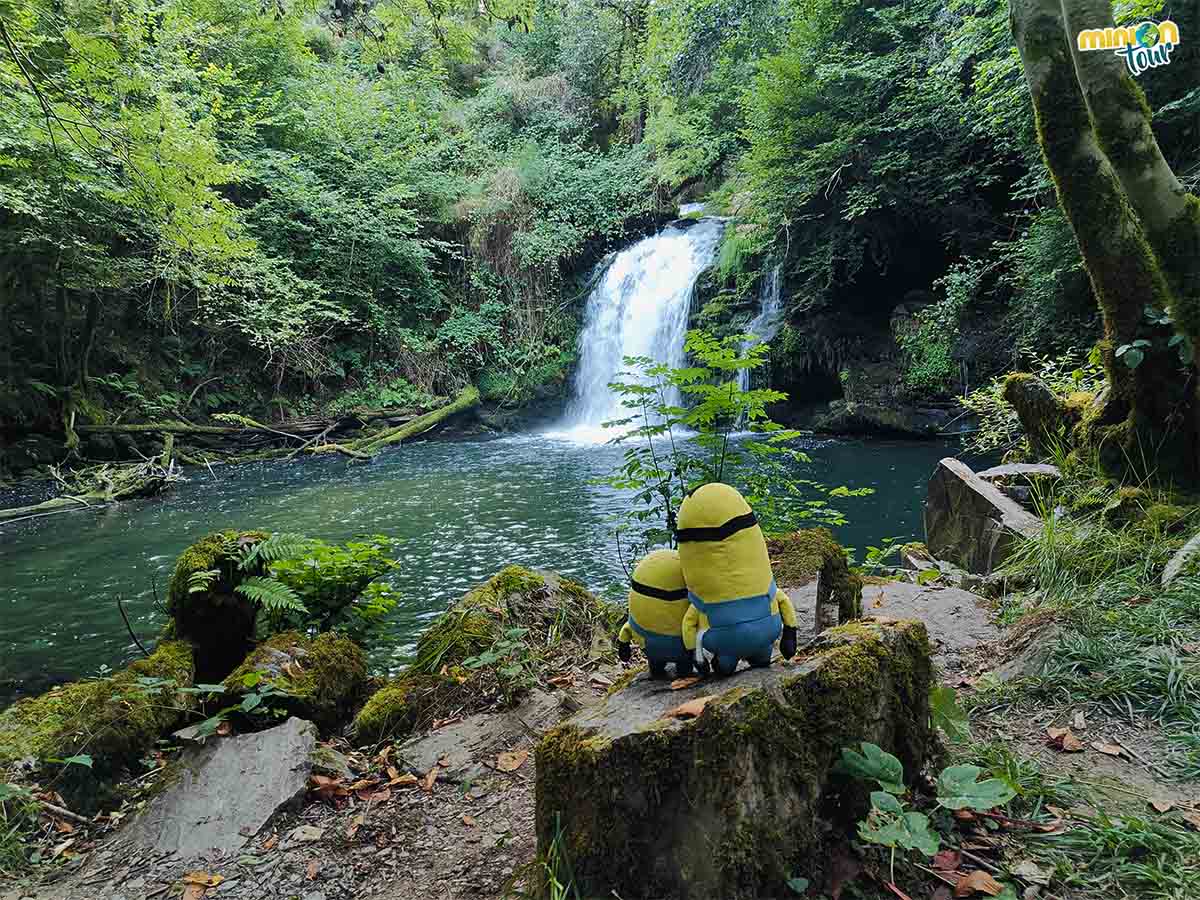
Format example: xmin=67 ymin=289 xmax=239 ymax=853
xmin=677 ymin=483 xmax=798 ymax=676
xmin=616 ymin=549 xmax=694 ymax=678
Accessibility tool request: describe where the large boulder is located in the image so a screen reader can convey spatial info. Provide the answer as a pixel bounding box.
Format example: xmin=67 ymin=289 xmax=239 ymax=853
xmin=924 ymin=457 xmax=1042 ymax=574
xmin=223 ymin=631 xmax=369 ymax=733
xmin=353 ymin=566 xmax=622 ymax=743
xmin=535 ymin=618 xmax=933 ymax=899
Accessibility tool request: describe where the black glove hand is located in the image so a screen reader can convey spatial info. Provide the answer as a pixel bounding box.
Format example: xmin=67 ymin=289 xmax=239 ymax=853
xmin=618 ymin=640 xmax=632 ymax=662
xmin=695 ymin=657 xmax=711 ymax=677
xmin=780 ymin=625 xmax=798 ymax=659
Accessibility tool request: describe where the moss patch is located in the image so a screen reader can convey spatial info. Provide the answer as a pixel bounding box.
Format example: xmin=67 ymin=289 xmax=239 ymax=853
xmin=352 ymin=566 xmax=621 ymax=744
xmin=224 ymin=631 xmax=368 ymax=732
xmin=0 ymin=641 xmax=195 ymax=779
xmin=768 ymin=528 xmax=863 ymax=622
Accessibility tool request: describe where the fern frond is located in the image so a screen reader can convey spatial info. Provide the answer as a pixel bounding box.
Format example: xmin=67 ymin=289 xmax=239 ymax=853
xmin=188 ymin=569 xmax=219 ymax=594
xmin=238 ymin=532 xmax=311 ymax=570
xmin=235 ymin=576 xmax=306 ymax=613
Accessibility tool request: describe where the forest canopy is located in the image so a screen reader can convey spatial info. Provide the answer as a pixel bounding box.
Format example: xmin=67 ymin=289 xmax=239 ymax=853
xmin=0 ymin=0 xmax=1196 ymax=471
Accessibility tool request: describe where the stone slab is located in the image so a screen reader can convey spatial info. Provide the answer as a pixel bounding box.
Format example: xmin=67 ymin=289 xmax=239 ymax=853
xmin=124 ymin=717 xmax=317 ymax=859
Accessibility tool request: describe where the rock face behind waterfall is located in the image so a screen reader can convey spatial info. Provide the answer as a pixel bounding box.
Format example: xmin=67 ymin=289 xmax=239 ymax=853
xmin=535 ymin=618 xmax=933 ymax=899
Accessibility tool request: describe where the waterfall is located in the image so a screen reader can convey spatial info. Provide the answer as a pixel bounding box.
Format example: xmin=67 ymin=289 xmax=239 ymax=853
xmin=554 ymin=218 xmax=725 ymax=439
xmin=736 ymin=263 xmax=784 ymax=393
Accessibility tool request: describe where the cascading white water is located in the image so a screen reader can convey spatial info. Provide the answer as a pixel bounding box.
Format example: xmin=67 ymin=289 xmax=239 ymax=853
xmin=554 ymin=218 xmax=725 ymax=439
xmin=736 ymin=263 xmax=784 ymax=394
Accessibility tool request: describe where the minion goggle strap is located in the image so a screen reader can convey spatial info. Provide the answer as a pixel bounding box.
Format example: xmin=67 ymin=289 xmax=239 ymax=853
xmin=629 ymin=579 xmax=688 ymax=601
xmin=675 ymin=511 xmax=758 ymax=543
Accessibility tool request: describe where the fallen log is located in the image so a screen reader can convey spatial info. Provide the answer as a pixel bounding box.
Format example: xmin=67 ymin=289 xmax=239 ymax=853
xmin=350 ymin=386 xmax=480 ymax=454
xmin=0 ymin=458 xmax=184 ymax=525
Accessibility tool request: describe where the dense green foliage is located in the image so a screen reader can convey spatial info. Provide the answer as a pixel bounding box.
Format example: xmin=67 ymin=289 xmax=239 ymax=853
xmin=1 ymin=0 xmax=1195 ymax=468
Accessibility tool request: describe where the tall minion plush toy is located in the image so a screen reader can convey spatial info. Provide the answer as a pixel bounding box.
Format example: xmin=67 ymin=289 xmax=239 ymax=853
xmin=616 ymin=549 xmax=694 ymax=679
xmin=677 ymin=483 xmax=799 ymax=676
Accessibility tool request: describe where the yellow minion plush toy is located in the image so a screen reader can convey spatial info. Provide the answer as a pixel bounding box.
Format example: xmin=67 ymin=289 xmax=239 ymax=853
xmin=677 ymin=483 xmax=799 ymax=676
xmin=616 ymin=549 xmax=694 ymax=678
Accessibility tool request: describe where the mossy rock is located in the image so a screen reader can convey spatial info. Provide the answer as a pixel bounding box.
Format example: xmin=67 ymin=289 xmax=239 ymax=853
xmin=534 ymin=619 xmax=933 ymax=899
xmin=168 ymin=530 xmax=268 ymax=682
xmin=1002 ymin=373 xmax=1072 ymax=453
xmin=224 ymin=631 xmax=369 ymax=733
xmin=0 ymin=641 xmax=195 ymax=787
xmin=767 ymin=528 xmax=863 ymax=626
xmin=1134 ymin=503 xmax=1196 ymax=537
xmin=1101 ymin=485 xmax=1150 ymax=526
xmin=352 ymin=566 xmax=621 ymax=744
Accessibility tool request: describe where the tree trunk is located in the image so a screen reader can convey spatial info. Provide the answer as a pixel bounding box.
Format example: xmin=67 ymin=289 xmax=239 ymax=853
xmin=77 ymin=291 xmax=102 ymax=387
xmin=1009 ymin=0 xmax=1199 ymax=482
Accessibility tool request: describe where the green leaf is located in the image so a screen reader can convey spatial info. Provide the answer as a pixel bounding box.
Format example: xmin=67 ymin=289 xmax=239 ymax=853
xmin=837 ymin=742 xmax=906 ymax=793
xmin=858 ymin=809 xmax=940 ymax=855
xmin=929 ymin=685 xmax=971 ymax=743
xmin=786 ymin=876 xmax=810 ymax=894
xmin=1121 ymin=347 xmax=1144 ymax=369
xmin=46 ymin=754 xmax=94 ymax=768
xmin=936 ymin=764 xmax=1016 ymax=811
xmin=871 ymin=790 xmax=904 ymax=814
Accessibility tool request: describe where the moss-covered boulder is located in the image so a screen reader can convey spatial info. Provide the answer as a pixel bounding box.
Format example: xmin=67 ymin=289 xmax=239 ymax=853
xmin=168 ymin=530 xmax=268 ymax=681
xmin=1002 ymin=373 xmax=1073 ymax=452
xmin=767 ymin=528 xmax=863 ymax=631
xmin=224 ymin=631 xmax=369 ymax=732
xmin=0 ymin=641 xmax=195 ymax=772
xmin=535 ymin=618 xmax=933 ymax=899
xmin=352 ymin=566 xmax=621 ymax=744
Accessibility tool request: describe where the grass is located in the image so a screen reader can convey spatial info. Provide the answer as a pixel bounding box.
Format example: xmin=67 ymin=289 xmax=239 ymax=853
xmin=941 ymin=460 xmax=1200 ymax=897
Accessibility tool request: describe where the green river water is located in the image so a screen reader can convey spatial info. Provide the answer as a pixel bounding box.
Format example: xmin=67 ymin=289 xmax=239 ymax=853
xmin=0 ymin=433 xmax=967 ymax=702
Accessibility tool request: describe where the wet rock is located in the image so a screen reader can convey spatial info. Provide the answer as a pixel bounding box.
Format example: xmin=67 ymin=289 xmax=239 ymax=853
xmin=812 ymin=400 xmax=951 ymax=437
xmin=124 ymin=717 xmax=318 ymax=858
xmin=535 ymin=619 xmax=933 ymax=899
xmin=1162 ymin=530 xmax=1200 ymax=588
xmin=924 ymin=458 xmax=1042 ymax=574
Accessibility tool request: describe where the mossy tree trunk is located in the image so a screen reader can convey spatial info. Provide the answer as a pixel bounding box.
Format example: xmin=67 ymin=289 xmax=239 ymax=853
xmin=1009 ymin=0 xmax=1200 ymax=483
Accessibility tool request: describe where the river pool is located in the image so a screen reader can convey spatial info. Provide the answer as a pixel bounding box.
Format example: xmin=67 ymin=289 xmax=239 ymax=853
xmin=0 ymin=432 xmax=967 ymax=701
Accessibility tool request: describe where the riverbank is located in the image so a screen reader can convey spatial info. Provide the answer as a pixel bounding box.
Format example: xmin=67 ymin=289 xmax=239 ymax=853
xmin=0 ymin=433 xmax=966 ymax=705
xmin=2 ymin=453 xmax=1198 ymax=899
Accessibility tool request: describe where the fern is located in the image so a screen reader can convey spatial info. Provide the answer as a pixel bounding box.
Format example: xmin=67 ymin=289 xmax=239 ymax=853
xmin=188 ymin=569 xmax=219 ymax=594
xmin=238 ymin=533 xmax=311 ymax=571
xmin=235 ymin=576 xmax=306 ymax=614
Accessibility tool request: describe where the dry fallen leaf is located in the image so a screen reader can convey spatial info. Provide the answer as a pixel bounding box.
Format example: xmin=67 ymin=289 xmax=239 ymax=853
xmin=1072 ymin=711 xmax=1086 ymax=731
xmin=669 ymin=676 xmax=702 ymax=691
xmin=357 ymin=787 xmax=391 ymax=804
xmin=1090 ymin=741 xmax=1124 ymax=757
xmin=262 ymin=834 xmax=278 ymax=851
xmin=1180 ymin=642 xmax=1200 ymax=654
xmin=215 ymin=720 xmax=233 ymax=737
xmin=1011 ymin=859 xmax=1050 ymax=885
xmin=933 ymin=888 xmax=953 ymax=900
xmin=347 ymin=813 xmax=365 ymax=840
xmin=547 ymin=673 xmax=574 ymax=687
xmin=389 ymin=772 xmax=419 ymax=788
xmin=496 ymin=749 xmax=529 ymax=772
xmin=306 ymin=860 xmax=320 ymax=881
xmin=309 ymin=775 xmax=350 ymax=802
xmin=667 ymin=695 xmax=717 ymax=719
xmin=462 ymin=814 xmax=476 ymax=827
xmin=183 ymin=873 xmax=224 ymax=888
xmin=1046 ymin=726 xmax=1084 ymax=752
xmin=182 ymin=886 xmax=206 ymax=900
xmin=954 ymin=869 xmax=1004 ymax=897
xmin=932 ymin=849 xmax=962 ymax=871
xmin=53 ymin=819 xmax=75 ymax=834
xmin=421 ymin=766 xmax=438 ymax=793
xmin=1182 ymin=811 xmax=1200 ymax=831
xmin=1125 ymin=595 xmax=1153 ymax=605
xmin=376 ymin=745 xmax=393 ymax=766
xmin=1150 ymin=798 xmax=1174 ymax=813
xmin=589 ymin=673 xmax=613 ymax=687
